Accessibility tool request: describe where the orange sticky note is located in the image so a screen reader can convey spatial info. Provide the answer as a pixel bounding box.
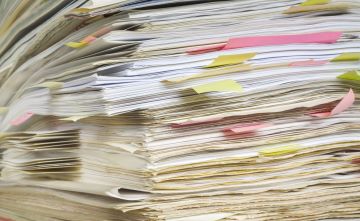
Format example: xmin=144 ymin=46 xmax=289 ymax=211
xmin=309 ymin=89 xmax=355 ymax=117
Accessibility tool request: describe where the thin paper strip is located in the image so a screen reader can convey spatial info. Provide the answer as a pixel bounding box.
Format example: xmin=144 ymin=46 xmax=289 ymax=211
xmin=10 ymin=112 xmax=34 ymax=126
xmin=259 ymin=144 xmax=301 ymax=157
xmin=60 ymin=116 xmax=89 ymax=122
xmin=223 ymin=122 xmax=270 ymax=134
xmin=331 ymin=52 xmax=360 ymax=62
xmin=206 ymin=53 xmax=256 ymax=68
xmin=192 ymin=80 xmax=242 ymax=94
xmin=309 ymin=89 xmax=355 ymax=117
xmin=171 ymin=117 xmax=224 ymax=128
xmin=337 ymin=70 xmax=360 ymax=81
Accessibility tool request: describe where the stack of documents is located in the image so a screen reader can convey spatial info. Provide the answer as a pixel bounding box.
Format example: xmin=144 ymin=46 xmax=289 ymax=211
xmin=0 ymin=0 xmax=360 ymax=220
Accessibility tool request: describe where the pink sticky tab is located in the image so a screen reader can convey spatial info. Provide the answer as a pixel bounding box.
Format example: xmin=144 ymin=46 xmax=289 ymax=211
xmin=289 ymin=59 xmax=328 ymax=67
xmin=187 ymin=43 xmax=226 ymax=55
xmin=309 ymin=89 xmax=355 ymax=118
xmin=331 ymin=88 xmax=355 ymax=115
xmin=10 ymin=112 xmax=34 ymax=126
xmin=81 ymin=35 xmax=97 ymax=43
xmin=223 ymin=32 xmax=342 ymax=50
xmin=0 ymin=217 xmax=14 ymax=221
xmin=223 ymin=122 xmax=270 ymax=133
xmin=171 ymin=117 xmax=223 ymax=128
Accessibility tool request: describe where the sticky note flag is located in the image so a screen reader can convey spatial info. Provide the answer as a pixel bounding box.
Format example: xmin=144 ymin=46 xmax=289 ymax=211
xmin=260 ymin=144 xmax=301 ymax=157
xmin=331 ymin=52 xmax=360 ymax=62
xmin=206 ymin=53 xmax=256 ymax=68
xmin=0 ymin=107 xmax=8 ymax=114
xmin=10 ymin=112 xmax=34 ymax=126
xmin=300 ymin=0 xmax=330 ymax=6
xmin=171 ymin=117 xmax=224 ymax=128
xmin=65 ymin=41 xmax=88 ymax=48
xmin=81 ymin=35 xmax=97 ymax=43
xmin=164 ymin=64 xmax=252 ymax=83
xmin=60 ymin=116 xmax=89 ymax=122
xmin=309 ymin=89 xmax=355 ymax=117
xmin=223 ymin=122 xmax=270 ymax=134
xmin=70 ymin=8 xmax=92 ymax=13
xmin=187 ymin=44 xmax=227 ymax=55
xmin=289 ymin=60 xmax=328 ymax=67
xmin=223 ymin=32 xmax=342 ymax=50
xmin=337 ymin=70 xmax=360 ymax=81
xmin=192 ymin=80 xmax=242 ymax=94
xmin=34 ymin=81 xmax=63 ymax=90
xmin=284 ymin=3 xmax=349 ymax=14
xmin=0 ymin=217 xmax=14 ymax=221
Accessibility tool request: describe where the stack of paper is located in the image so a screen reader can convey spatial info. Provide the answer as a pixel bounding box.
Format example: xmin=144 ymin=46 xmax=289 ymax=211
xmin=0 ymin=0 xmax=360 ymax=220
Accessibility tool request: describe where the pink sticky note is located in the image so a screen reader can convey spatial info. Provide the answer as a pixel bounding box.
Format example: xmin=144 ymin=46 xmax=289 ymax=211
xmin=0 ymin=217 xmax=14 ymax=221
xmin=309 ymin=89 xmax=355 ymax=118
xmin=223 ymin=122 xmax=270 ymax=133
xmin=187 ymin=43 xmax=226 ymax=55
xmin=81 ymin=35 xmax=97 ymax=43
xmin=10 ymin=112 xmax=34 ymax=126
xmin=171 ymin=117 xmax=224 ymax=128
xmin=289 ymin=59 xmax=328 ymax=67
xmin=224 ymin=32 xmax=342 ymax=50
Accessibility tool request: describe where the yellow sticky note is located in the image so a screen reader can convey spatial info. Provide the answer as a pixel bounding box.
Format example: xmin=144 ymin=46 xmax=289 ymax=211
xmin=34 ymin=82 xmax=63 ymax=90
xmin=331 ymin=52 xmax=360 ymax=62
xmin=60 ymin=116 xmax=88 ymax=122
xmin=300 ymin=0 xmax=330 ymax=6
xmin=337 ymin=70 xmax=360 ymax=81
xmin=70 ymin=8 xmax=92 ymax=13
xmin=192 ymin=80 xmax=242 ymax=94
xmin=259 ymin=144 xmax=301 ymax=157
xmin=65 ymin=41 xmax=88 ymax=48
xmin=206 ymin=53 xmax=256 ymax=68
xmin=164 ymin=64 xmax=252 ymax=83
xmin=0 ymin=107 xmax=8 ymax=114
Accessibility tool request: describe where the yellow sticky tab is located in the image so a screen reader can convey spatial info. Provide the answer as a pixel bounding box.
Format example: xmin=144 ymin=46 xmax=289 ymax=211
xmin=35 ymin=82 xmax=63 ymax=90
xmin=0 ymin=107 xmax=8 ymax=114
xmin=65 ymin=41 xmax=88 ymax=48
xmin=337 ymin=70 xmax=360 ymax=81
xmin=164 ymin=64 xmax=252 ymax=83
xmin=300 ymin=0 xmax=330 ymax=6
xmin=331 ymin=52 xmax=360 ymax=62
xmin=192 ymin=80 xmax=242 ymax=94
xmin=206 ymin=53 xmax=256 ymax=68
xmin=60 ymin=116 xmax=89 ymax=122
xmin=260 ymin=144 xmax=301 ymax=157
xmin=71 ymin=8 xmax=92 ymax=13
